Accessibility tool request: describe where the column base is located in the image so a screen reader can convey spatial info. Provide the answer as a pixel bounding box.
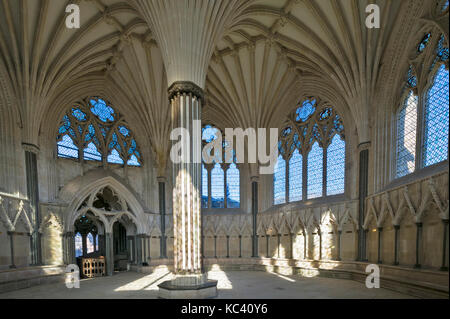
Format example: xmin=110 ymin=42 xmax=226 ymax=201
xmin=440 ymin=266 xmax=448 ymax=271
xmin=158 ymin=273 xmax=218 ymax=299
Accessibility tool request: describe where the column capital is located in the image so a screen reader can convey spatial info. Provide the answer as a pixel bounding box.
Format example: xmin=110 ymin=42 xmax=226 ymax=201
xmin=157 ymin=176 xmax=167 ymax=183
xmin=168 ymin=81 xmax=204 ymax=102
xmin=357 ymin=142 xmax=371 ymax=152
xmin=22 ymin=143 xmax=40 ymax=154
xmin=251 ymin=176 xmax=259 ymax=183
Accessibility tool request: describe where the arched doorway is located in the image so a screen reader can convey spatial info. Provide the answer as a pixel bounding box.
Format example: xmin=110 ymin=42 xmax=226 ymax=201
xmin=63 ymin=179 xmax=148 ymax=276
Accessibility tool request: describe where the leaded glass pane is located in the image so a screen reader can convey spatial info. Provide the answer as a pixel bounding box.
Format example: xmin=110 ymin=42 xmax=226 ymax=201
xmin=396 ymin=90 xmax=418 ymax=177
xmin=226 ymin=163 xmax=240 ymax=208
xmin=211 ymin=163 xmax=224 ymax=208
xmin=327 ymin=135 xmax=346 ymax=195
xmin=289 ymin=149 xmax=302 ymax=202
xmin=87 ymin=233 xmax=94 ymax=254
xmin=296 ymin=99 xmax=316 ymax=122
xmin=127 ymin=155 xmax=140 ymax=167
xmin=107 ymin=149 xmax=124 ymax=165
xmin=307 ymin=142 xmax=323 ymax=199
xmin=75 ymin=233 xmax=82 ymax=257
xmin=202 ymin=164 xmax=208 ymax=208
xmin=84 ymin=142 xmax=102 ymax=162
xmin=90 ymin=99 xmax=115 ymax=122
xmin=424 ymin=65 xmax=449 ymax=167
xmin=274 ymin=155 xmax=286 ymax=205
xmin=57 ymin=135 xmax=78 ymax=159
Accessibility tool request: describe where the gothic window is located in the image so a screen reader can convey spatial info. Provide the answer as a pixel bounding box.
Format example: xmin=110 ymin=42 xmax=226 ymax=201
xmin=423 ymin=64 xmax=449 ymax=166
xmin=201 ymin=126 xmax=240 ymax=209
xmin=75 ymin=232 xmax=82 ymax=258
xmin=226 ymin=163 xmax=240 ymax=208
xmin=202 ymin=164 xmax=209 ymax=208
xmin=307 ymin=142 xmax=323 ymax=199
xmin=395 ymin=33 xmax=449 ymax=178
xmin=274 ymin=154 xmax=286 ymax=205
xmin=327 ymin=134 xmax=346 ymax=196
xmin=56 ymin=97 xmax=142 ymax=167
xmin=87 ymin=233 xmax=95 ymax=254
xmin=289 ymin=149 xmax=302 ymax=202
xmin=396 ymin=90 xmax=418 ymax=178
xmin=275 ymin=98 xmax=346 ymax=205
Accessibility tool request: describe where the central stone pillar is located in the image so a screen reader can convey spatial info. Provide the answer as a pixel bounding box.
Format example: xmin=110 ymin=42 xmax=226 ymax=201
xmin=157 ymin=81 xmax=217 ymax=299
xmin=170 ymin=82 xmax=203 ymax=275
xmin=131 ymin=0 xmax=252 ymax=299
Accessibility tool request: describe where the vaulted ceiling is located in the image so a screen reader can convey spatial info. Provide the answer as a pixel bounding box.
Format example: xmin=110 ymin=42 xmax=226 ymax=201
xmin=0 ymin=0 xmax=447 ymax=171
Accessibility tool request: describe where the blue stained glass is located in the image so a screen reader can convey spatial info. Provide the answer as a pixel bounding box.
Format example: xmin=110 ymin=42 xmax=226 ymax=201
xmin=289 ymin=149 xmax=302 ymax=202
xmin=441 ymin=0 xmax=449 ymax=12
xmin=431 ymin=35 xmax=449 ymax=71
xmin=84 ymin=142 xmax=102 ymax=162
xmin=274 ymin=155 xmax=286 ymax=205
xmin=396 ymin=90 xmax=418 ymax=178
xmin=211 ymin=163 xmax=224 ymax=208
xmin=226 ymin=163 xmax=240 ymax=208
xmin=90 ymin=99 xmax=115 ymax=122
xmin=203 ymin=126 xmax=220 ymax=143
xmin=107 ymin=149 xmax=124 ymax=165
xmin=327 ymin=135 xmax=346 ymax=195
xmin=127 ymin=155 xmax=140 ymax=167
xmin=296 ymin=99 xmax=316 ymax=122
xmin=417 ymin=33 xmax=431 ymax=53
xmin=406 ymin=66 xmax=417 ymax=88
xmin=319 ymin=108 xmax=332 ymax=120
xmin=72 ymin=108 xmax=87 ymax=121
xmin=119 ymin=126 xmax=129 ymax=137
xmin=424 ymin=65 xmax=449 ymax=167
xmin=202 ymin=164 xmax=208 ymax=208
xmin=84 ymin=124 xmax=96 ymax=142
xmin=75 ymin=233 xmax=83 ymax=257
xmin=57 ymin=135 xmax=78 ymax=159
xmin=307 ymin=142 xmax=323 ymax=199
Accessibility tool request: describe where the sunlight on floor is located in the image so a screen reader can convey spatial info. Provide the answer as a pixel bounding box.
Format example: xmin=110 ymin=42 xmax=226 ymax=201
xmin=114 ymin=268 xmax=172 ymax=292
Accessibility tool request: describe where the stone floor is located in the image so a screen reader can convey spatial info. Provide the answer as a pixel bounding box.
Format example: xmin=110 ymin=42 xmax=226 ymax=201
xmin=0 ymin=269 xmax=414 ymax=299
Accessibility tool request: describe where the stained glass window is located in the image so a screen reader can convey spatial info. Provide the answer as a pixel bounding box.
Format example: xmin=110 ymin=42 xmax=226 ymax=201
xmin=396 ymin=90 xmax=418 ymax=178
xmin=274 ymin=154 xmax=286 ymax=205
xmin=226 ymin=163 xmax=240 ymax=208
xmin=211 ymin=163 xmax=225 ymax=208
xmin=276 ymin=98 xmax=346 ymax=205
xmin=289 ymin=149 xmax=302 ymax=202
xmin=57 ymin=97 xmax=142 ymax=166
xmin=327 ymin=135 xmax=346 ymax=195
xmin=423 ymin=65 xmax=449 ymax=167
xmin=307 ymin=142 xmax=323 ymax=199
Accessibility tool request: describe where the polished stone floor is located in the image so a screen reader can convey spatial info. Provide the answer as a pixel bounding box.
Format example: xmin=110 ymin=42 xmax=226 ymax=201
xmin=0 ymin=269 xmax=414 ymax=299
